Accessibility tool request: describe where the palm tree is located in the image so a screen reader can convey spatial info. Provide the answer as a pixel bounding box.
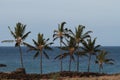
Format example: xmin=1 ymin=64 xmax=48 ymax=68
xmin=2 ymin=22 xmax=31 ymax=69
xmin=68 ymin=25 xmax=92 ymax=72
xmin=55 ymin=37 xmax=77 ymax=71
xmin=82 ymin=37 xmax=100 ymax=73
xmin=23 ymin=33 xmax=53 ymax=74
xmin=53 ymin=22 xmax=69 ymax=72
xmin=95 ymin=50 xmax=114 ymax=73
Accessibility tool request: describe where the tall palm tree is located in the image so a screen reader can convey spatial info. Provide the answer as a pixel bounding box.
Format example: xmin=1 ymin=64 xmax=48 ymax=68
xmin=2 ymin=22 xmax=31 ymax=69
xmin=55 ymin=37 xmax=77 ymax=71
xmin=95 ymin=50 xmax=114 ymax=73
xmin=23 ymin=33 xmax=53 ymax=74
xmin=68 ymin=25 xmax=92 ymax=72
xmin=53 ymin=22 xmax=69 ymax=72
xmin=82 ymin=37 xmax=100 ymax=73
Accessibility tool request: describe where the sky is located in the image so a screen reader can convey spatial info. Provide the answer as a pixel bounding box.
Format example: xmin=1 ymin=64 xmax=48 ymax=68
xmin=0 ymin=0 xmax=120 ymax=46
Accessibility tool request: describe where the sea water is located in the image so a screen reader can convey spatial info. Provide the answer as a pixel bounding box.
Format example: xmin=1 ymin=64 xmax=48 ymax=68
xmin=0 ymin=46 xmax=120 ymax=74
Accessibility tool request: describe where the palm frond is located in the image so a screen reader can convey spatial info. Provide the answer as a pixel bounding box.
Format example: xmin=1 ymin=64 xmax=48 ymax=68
xmin=23 ymin=42 xmax=36 ymax=50
xmin=54 ymin=54 xmax=62 ymax=60
xmin=44 ymin=46 xmax=53 ymax=50
xmin=33 ymin=51 xmax=39 ymax=59
xmin=61 ymin=22 xmax=66 ymax=32
xmin=95 ymin=45 xmax=101 ymax=49
xmin=43 ymin=51 xmax=49 ymax=59
xmin=8 ymin=26 xmax=16 ymax=38
xmin=1 ymin=40 xmax=14 ymax=43
xmin=45 ymin=38 xmax=50 ymax=43
xmin=61 ymin=40 xmax=67 ymax=46
xmin=22 ymin=31 xmax=31 ymax=40
xmin=68 ymin=29 xmax=75 ymax=36
xmin=92 ymin=38 xmax=97 ymax=46
xmin=82 ymin=40 xmax=89 ymax=50
xmin=32 ymin=39 xmax=39 ymax=47
xmin=105 ymin=59 xmax=114 ymax=64
xmin=53 ymin=34 xmax=57 ymax=38
xmin=53 ymin=36 xmax=58 ymax=41
xmin=84 ymin=31 xmax=92 ymax=36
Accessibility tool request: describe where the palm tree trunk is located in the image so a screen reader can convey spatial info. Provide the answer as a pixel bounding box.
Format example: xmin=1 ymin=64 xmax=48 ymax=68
xmin=77 ymin=55 xmax=79 ymax=72
xmin=99 ymin=64 xmax=103 ymax=73
xmin=19 ymin=46 xmax=24 ymax=68
xmin=60 ymin=39 xmax=63 ymax=72
xmin=77 ymin=43 xmax=80 ymax=72
xmin=99 ymin=64 xmax=101 ymax=73
xmin=88 ymin=54 xmax=91 ymax=73
xmin=69 ymin=56 xmax=72 ymax=71
xmin=40 ymin=51 xmax=42 ymax=74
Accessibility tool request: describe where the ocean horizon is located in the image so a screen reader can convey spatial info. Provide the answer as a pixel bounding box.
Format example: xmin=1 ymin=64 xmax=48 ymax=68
xmin=0 ymin=46 xmax=120 ymax=74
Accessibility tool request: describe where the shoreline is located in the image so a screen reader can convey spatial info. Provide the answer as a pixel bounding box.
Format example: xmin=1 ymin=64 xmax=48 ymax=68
xmin=1 ymin=71 xmax=119 ymax=80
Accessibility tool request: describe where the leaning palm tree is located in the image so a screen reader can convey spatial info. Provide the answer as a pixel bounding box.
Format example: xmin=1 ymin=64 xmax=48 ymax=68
xmin=82 ymin=37 xmax=100 ymax=73
xmin=55 ymin=37 xmax=77 ymax=71
xmin=53 ymin=22 xmax=69 ymax=72
xmin=68 ymin=25 xmax=92 ymax=72
xmin=23 ymin=33 xmax=53 ymax=74
xmin=95 ymin=50 xmax=114 ymax=73
xmin=2 ymin=22 xmax=31 ymax=69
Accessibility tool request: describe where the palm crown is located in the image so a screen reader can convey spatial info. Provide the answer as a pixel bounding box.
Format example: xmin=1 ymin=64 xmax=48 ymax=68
xmin=7 ymin=22 xmax=31 ymax=46
xmin=82 ymin=37 xmax=100 ymax=54
xmin=82 ymin=37 xmax=100 ymax=72
xmin=69 ymin=25 xmax=92 ymax=44
xmin=53 ymin=22 xmax=69 ymax=43
xmin=96 ymin=50 xmax=114 ymax=73
xmin=23 ymin=33 xmax=53 ymax=74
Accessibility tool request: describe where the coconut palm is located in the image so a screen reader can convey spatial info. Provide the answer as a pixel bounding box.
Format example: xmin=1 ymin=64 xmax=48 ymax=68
xmin=68 ymin=25 xmax=92 ymax=72
xmin=82 ymin=37 xmax=100 ymax=72
xmin=2 ymin=22 xmax=31 ymax=69
xmin=55 ymin=37 xmax=77 ymax=71
xmin=53 ymin=22 xmax=69 ymax=72
xmin=95 ymin=50 xmax=114 ymax=73
xmin=23 ymin=33 xmax=53 ymax=74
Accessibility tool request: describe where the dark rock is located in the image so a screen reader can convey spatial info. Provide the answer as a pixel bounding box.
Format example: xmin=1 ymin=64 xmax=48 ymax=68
xmin=0 ymin=64 xmax=7 ymax=67
xmin=12 ymin=68 xmax=26 ymax=74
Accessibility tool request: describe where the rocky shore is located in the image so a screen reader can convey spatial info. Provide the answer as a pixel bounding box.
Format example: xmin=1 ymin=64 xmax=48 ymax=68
xmin=0 ymin=71 xmax=108 ymax=80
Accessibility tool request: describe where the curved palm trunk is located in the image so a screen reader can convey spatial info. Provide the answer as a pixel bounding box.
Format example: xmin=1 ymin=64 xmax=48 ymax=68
xmin=40 ymin=51 xmax=43 ymax=74
xmin=19 ymin=46 xmax=24 ymax=68
xmin=60 ymin=39 xmax=63 ymax=72
xmin=88 ymin=54 xmax=92 ymax=73
xmin=69 ymin=56 xmax=72 ymax=71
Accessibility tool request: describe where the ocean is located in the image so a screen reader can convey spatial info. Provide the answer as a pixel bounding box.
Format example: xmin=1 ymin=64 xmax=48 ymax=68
xmin=0 ymin=46 xmax=120 ymax=74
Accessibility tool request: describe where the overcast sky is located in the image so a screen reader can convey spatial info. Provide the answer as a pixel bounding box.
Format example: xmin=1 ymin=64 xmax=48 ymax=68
xmin=0 ymin=0 xmax=120 ymax=46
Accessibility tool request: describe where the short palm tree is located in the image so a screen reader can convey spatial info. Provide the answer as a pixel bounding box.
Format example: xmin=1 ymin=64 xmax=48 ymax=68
xmin=95 ymin=50 xmax=114 ymax=73
xmin=53 ymin=22 xmax=69 ymax=72
xmin=2 ymin=22 xmax=31 ymax=69
xmin=82 ymin=37 xmax=100 ymax=72
xmin=68 ymin=25 xmax=92 ymax=72
xmin=55 ymin=37 xmax=77 ymax=71
xmin=23 ymin=33 xmax=53 ymax=74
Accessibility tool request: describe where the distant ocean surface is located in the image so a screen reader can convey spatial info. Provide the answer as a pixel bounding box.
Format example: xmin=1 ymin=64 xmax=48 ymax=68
xmin=0 ymin=46 xmax=120 ymax=74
